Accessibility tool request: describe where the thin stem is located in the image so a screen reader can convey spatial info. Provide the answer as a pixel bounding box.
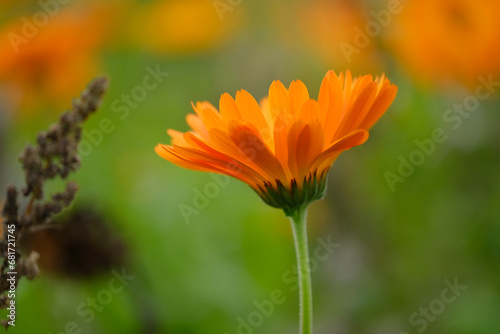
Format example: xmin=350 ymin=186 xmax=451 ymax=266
xmin=289 ymin=206 xmax=313 ymax=334
xmin=25 ymin=194 xmax=35 ymax=215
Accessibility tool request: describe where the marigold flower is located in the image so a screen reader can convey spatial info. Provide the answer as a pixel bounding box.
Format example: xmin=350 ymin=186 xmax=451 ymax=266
xmin=0 ymin=2 xmax=120 ymax=114
xmin=387 ymin=0 xmax=500 ymax=87
xmin=156 ymin=70 xmax=397 ymax=215
xmin=130 ymin=0 xmax=241 ymax=55
xmin=295 ymin=0 xmax=382 ymax=73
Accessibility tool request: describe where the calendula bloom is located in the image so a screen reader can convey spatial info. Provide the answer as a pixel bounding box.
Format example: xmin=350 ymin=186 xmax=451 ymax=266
xmin=156 ymin=71 xmax=397 ymax=215
xmin=295 ymin=0 xmax=382 ymax=73
xmin=130 ymin=0 xmax=241 ymax=55
xmin=0 ymin=2 xmax=121 ymax=114
xmin=387 ymin=0 xmax=500 ymax=87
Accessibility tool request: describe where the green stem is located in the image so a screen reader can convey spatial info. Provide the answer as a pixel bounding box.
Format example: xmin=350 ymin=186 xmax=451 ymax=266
xmin=289 ymin=206 xmax=313 ymax=334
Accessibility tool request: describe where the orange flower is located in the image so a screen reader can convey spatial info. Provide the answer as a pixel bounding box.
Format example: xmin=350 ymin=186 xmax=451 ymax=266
xmin=0 ymin=2 xmax=121 ymax=114
xmin=130 ymin=0 xmax=242 ymax=55
xmin=388 ymin=0 xmax=500 ymax=87
xmin=156 ymin=71 xmax=397 ymax=215
xmin=295 ymin=0 xmax=382 ymax=73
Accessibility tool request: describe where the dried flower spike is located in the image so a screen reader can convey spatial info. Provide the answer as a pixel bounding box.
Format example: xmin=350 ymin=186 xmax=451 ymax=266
xmin=0 ymin=76 xmax=109 ymax=328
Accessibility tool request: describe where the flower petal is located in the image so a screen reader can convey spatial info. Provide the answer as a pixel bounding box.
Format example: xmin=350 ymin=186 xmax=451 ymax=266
xmin=288 ymin=80 xmax=310 ymax=115
xmin=286 ymin=120 xmax=306 ymax=179
xmin=295 ymin=122 xmax=324 ymax=181
xmin=155 ymin=144 xmax=218 ymax=173
xmin=334 ymin=81 xmax=378 ymax=138
xmin=311 ymin=129 xmax=369 ymax=171
xmin=229 ymin=121 xmax=288 ymax=184
xmin=167 ymin=129 xmax=189 ymax=146
xmin=235 ymin=89 xmax=273 ymax=149
xmin=186 ymin=113 xmax=208 ymax=138
xmin=184 ymin=131 xmax=267 ymax=183
xmin=219 ymin=93 xmax=242 ymax=123
xmin=172 ymin=143 xmax=259 ymax=186
xmin=268 ymin=80 xmax=289 ymax=118
xmin=359 ymin=82 xmax=398 ymax=129
xmin=321 ymin=71 xmax=345 ymax=145
xmin=208 ymin=128 xmax=275 ymax=183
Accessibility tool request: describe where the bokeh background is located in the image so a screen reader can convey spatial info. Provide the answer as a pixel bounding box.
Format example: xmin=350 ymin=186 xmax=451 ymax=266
xmin=1 ymin=0 xmax=500 ymax=333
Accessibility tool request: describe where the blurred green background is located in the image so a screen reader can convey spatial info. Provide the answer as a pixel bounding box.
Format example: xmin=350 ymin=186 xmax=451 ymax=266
xmin=1 ymin=0 xmax=499 ymax=333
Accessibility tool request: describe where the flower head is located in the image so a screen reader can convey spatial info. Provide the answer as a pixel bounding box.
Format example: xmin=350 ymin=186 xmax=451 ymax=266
xmin=156 ymin=70 xmax=397 ymax=215
xmin=388 ymin=0 xmax=500 ymax=87
xmin=0 ymin=2 xmax=119 ymax=114
xmin=130 ymin=0 xmax=241 ymax=55
xmin=295 ymin=0 xmax=382 ymax=73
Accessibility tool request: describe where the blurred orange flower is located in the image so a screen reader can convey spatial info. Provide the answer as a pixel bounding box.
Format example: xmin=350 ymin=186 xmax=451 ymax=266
xmin=0 ymin=2 xmax=120 ymax=114
xmin=156 ymin=70 xmax=397 ymax=214
xmin=388 ymin=0 xmax=500 ymax=87
xmin=131 ymin=0 xmax=242 ymax=55
xmin=296 ymin=0 xmax=383 ymax=73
